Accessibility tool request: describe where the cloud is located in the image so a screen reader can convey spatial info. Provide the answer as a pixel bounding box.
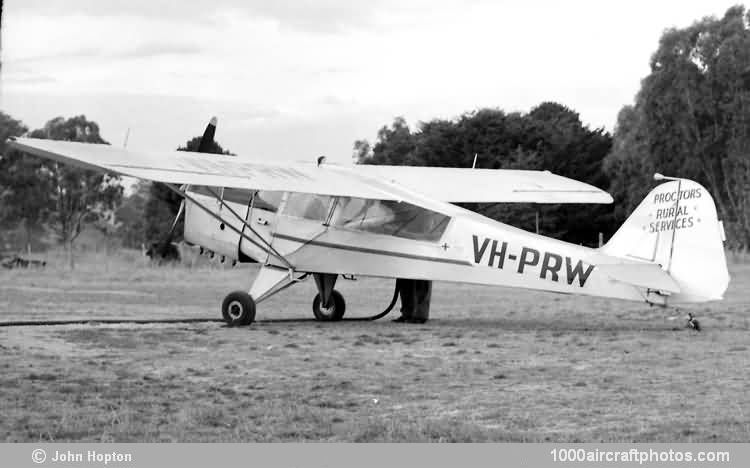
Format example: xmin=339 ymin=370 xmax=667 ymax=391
xmin=4 ymin=0 xmax=744 ymax=161
xmin=8 ymin=43 xmax=202 ymax=64
xmin=1 ymin=72 xmax=57 ymax=85
xmin=9 ymin=48 xmax=101 ymax=64
xmin=115 ymin=43 xmax=203 ymax=59
xmin=224 ymin=107 xmax=283 ymax=126
xmin=8 ymin=0 xmax=467 ymax=34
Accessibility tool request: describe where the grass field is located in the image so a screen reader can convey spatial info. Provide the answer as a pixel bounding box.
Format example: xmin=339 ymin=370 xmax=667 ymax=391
xmin=1 ymin=250 xmax=749 ymax=442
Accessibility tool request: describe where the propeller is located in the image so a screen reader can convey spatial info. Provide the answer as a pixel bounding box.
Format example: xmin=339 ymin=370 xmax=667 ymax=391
xmin=151 ymin=117 xmax=217 ymax=260
xmin=198 ymin=116 xmax=218 ymax=153
xmin=172 ymin=116 xmax=217 ymax=226
xmin=175 ymin=115 xmax=216 ymax=223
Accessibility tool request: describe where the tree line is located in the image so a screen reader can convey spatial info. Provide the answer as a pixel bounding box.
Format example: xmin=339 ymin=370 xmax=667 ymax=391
xmin=0 ymin=114 xmax=231 ymax=267
xmin=606 ymin=5 xmax=750 ymax=249
xmin=354 ymin=105 xmax=615 ymax=246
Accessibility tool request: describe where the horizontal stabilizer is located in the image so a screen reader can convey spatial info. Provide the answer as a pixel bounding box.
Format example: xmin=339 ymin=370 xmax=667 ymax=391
xmin=596 ymin=263 xmax=681 ymax=294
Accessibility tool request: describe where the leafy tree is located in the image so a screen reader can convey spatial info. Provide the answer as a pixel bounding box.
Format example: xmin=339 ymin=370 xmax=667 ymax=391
xmin=0 ymin=112 xmax=28 ymax=156
xmin=603 ymin=105 xmax=654 ymax=223
xmin=605 ymin=5 xmax=750 ymax=248
xmin=115 ymin=180 xmax=150 ymax=249
xmin=25 ymin=116 xmax=122 ymax=268
xmin=0 ymin=112 xmax=50 ymax=253
xmin=359 ymin=116 xmax=418 ymax=165
xmin=352 ymin=139 xmax=372 ymax=163
xmin=525 ymin=103 xmax=614 ymax=242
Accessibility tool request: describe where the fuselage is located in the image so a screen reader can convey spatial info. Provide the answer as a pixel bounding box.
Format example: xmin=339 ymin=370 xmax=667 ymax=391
xmin=183 ymin=187 xmax=650 ymax=304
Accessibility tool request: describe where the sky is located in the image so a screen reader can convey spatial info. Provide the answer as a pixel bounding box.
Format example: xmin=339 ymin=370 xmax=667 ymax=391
xmin=0 ymin=0 xmax=743 ymax=164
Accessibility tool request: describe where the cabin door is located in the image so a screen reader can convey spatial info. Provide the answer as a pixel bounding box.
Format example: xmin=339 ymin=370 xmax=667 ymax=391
xmin=238 ymin=191 xmax=283 ymax=264
xmin=270 ymin=193 xmax=334 ymax=258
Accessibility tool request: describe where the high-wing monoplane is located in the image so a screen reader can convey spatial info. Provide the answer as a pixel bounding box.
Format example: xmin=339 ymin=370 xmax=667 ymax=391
xmin=9 ymin=118 xmax=730 ymax=327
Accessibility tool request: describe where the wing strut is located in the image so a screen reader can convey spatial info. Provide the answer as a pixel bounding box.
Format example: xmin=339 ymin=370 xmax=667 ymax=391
xmin=163 ymin=184 xmax=294 ymax=270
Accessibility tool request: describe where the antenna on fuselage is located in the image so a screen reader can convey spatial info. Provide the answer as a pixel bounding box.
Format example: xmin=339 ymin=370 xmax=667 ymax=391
xmin=472 ymin=153 xmax=478 ymax=169
xmin=123 ymin=128 xmax=131 ymax=148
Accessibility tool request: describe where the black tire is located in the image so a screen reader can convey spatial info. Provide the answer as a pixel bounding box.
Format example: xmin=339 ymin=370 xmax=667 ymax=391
xmin=221 ymin=291 xmax=256 ymax=326
xmin=312 ymin=290 xmax=346 ymax=321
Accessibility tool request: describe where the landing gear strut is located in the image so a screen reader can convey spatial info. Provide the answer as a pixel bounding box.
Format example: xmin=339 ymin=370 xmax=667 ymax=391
xmin=221 ymin=291 xmax=256 ymax=326
xmin=218 ymin=268 xmax=403 ymax=325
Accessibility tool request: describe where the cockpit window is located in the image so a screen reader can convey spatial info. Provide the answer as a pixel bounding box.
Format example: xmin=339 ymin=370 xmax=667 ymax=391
xmin=282 ymin=193 xmax=333 ymax=221
xmin=252 ymin=191 xmax=283 ymax=213
xmin=331 ymin=198 xmax=450 ymax=242
xmin=223 ymin=188 xmax=252 ymax=205
xmin=187 ymin=186 xmax=252 ymax=206
xmin=187 ymin=185 xmax=214 ymax=197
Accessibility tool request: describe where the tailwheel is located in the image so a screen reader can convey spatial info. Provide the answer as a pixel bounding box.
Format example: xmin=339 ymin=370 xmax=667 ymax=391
xmin=222 ymin=291 xmax=256 ymax=326
xmin=312 ymin=290 xmax=346 ymax=321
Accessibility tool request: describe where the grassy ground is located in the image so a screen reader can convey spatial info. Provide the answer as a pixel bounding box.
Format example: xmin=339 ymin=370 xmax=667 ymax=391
xmin=1 ymin=250 xmax=749 ymax=442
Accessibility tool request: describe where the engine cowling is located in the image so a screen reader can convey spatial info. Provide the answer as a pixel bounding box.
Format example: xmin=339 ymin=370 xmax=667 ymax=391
xmin=183 ymin=191 xmax=245 ymax=262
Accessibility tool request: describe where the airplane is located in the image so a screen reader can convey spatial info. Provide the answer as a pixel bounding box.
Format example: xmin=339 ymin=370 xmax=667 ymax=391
xmin=8 ymin=118 xmax=730 ymax=328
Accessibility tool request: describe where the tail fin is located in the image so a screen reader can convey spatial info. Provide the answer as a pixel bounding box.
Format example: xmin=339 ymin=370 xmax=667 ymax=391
xmin=601 ymin=177 xmax=729 ymax=302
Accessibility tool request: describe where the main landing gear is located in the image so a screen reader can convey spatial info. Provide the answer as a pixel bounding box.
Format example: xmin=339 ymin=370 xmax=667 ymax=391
xmin=218 ymin=266 xmax=429 ymax=327
xmin=311 ymin=273 xmax=346 ymax=321
xmin=221 ymin=291 xmax=256 ymax=326
xmin=312 ymin=290 xmax=346 ymax=321
xmin=219 ymin=266 xmax=348 ymax=326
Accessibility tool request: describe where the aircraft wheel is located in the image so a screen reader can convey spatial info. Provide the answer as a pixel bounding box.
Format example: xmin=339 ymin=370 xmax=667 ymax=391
xmin=312 ymin=290 xmax=346 ymax=321
xmin=222 ymin=291 xmax=256 ymax=326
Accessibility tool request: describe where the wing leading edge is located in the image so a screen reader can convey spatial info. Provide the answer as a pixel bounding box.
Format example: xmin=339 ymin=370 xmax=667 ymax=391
xmin=8 ymin=138 xmax=398 ymax=201
xmin=353 ymin=165 xmax=613 ymax=204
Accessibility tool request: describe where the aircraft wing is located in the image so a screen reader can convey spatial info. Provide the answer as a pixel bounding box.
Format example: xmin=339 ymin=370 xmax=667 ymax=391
xmin=9 ymin=138 xmax=612 ymax=208
xmin=354 ymin=166 xmax=613 ymax=204
xmin=8 ymin=138 xmax=399 ymax=201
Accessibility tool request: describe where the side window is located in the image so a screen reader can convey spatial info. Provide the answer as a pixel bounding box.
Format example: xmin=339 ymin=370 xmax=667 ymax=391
xmin=188 ymin=185 xmax=215 ymax=197
xmin=332 ymin=198 xmax=450 ymax=242
xmin=379 ymin=200 xmax=450 ymax=241
xmin=187 ymin=186 xmax=251 ymax=207
xmin=223 ymin=188 xmax=252 ymax=205
xmin=253 ymin=191 xmax=283 ymax=213
xmin=331 ymin=197 xmax=370 ymax=228
xmin=283 ymin=193 xmax=333 ymax=221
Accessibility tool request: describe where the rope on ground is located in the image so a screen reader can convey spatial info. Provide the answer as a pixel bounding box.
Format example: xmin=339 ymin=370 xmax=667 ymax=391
xmin=1 ymin=283 xmax=401 ymax=327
